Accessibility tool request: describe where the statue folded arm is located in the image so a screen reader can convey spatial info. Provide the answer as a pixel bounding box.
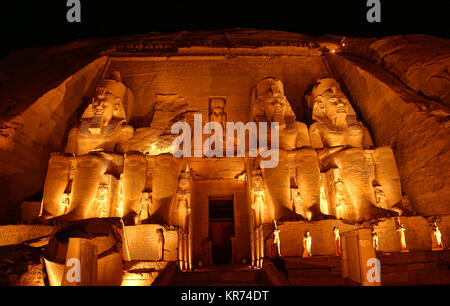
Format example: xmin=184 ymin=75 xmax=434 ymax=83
xmin=362 ymin=126 xmax=374 ymax=148
xmin=294 ymin=121 xmax=312 ymax=148
xmin=116 ymin=125 xmax=135 ymax=153
xmin=64 ymin=126 xmax=79 ymax=154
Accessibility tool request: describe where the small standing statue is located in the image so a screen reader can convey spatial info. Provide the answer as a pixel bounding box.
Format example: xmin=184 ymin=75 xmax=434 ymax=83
xmin=60 ymin=194 xmax=70 ymax=215
xmin=138 ymin=192 xmax=152 ymax=224
xmin=303 ymin=231 xmax=312 ymax=258
xmin=272 ymin=220 xmax=281 ymax=257
xmin=395 ymin=217 xmax=408 ymax=252
xmin=372 ymin=229 xmax=379 ymax=251
xmin=209 ymin=98 xmax=226 ymax=127
xmin=374 ymin=186 xmax=387 ymax=209
xmin=291 ymin=189 xmax=304 ymax=217
xmin=333 ymin=227 xmax=341 ymax=256
xmin=431 ymin=222 xmax=444 ymax=251
xmin=334 ymin=179 xmax=348 ymax=219
xmin=156 ymin=228 xmax=165 ymax=261
xmin=252 ymin=171 xmax=265 ymax=226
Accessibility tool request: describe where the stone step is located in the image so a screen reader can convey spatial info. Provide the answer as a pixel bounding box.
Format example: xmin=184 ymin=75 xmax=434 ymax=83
xmin=169 ymin=271 xmax=262 ymax=282
xmin=167 ymin=266 xmax=271 ymax=286
xmin=168 ymin=280 xmax=264 ymax=286
xmin=288 ymin=275 xmax=346 ymax=286
xmin=378 ymin=250 xmax=450 ymax=265
xmin=381 ymin=269 xmax=450 ymax=286
xmin=124 ymin=260 xmax=168 ymax=272
xmin=288 ymin=268 xmax=338 ymax=278
xmin=122 ymin=261 xmax=170 ymax=286
xmin=380 ymin=262 xmax=446 ymax=273
xmin=283 ymin=256 xmax=341 ymax=270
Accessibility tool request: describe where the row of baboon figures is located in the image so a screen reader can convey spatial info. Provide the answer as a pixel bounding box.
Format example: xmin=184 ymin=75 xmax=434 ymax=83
xmin=40 ymin=71 xmax=409 ymax=225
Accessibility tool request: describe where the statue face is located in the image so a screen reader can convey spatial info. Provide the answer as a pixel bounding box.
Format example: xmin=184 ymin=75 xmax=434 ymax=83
xmin=313 ymin=85 xmax=351 ymax=123
xmin=260 ymin=83 xmax=287 ymax=122
xmin=91 ymin=86 xmax=120 ymax=127
xmin=179 ymin=177 xmax=190 ymax=190
xmin=97 ymin=184 xmax=108 ymax=199
xmin=213 ymin=106 xmax=223 ymax=116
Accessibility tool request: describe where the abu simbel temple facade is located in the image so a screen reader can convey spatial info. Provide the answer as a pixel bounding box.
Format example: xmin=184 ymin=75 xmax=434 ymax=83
xmin=0 ymin=29 xmax=449 ymax=286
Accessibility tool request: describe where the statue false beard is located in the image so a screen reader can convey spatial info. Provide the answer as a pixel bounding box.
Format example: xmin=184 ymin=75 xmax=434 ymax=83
xmin=88 ymin=115 xmax=111 ymax=134
xmin=334 ymin=113 xmax=347 ymax=129
xmin=272 ymin=110 xmax=286 ymax=126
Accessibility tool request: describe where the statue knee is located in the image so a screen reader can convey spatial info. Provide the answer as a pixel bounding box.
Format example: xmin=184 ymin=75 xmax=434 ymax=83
xmin=42 ymin=154 xmax=72 ymax=218
xmin=68 ymin=154 xmax=108 ymax=219
xmin=75 ymin=154 xmax=108 ymax=173
xmin=123 ymin=152 xmax=148 ymax=216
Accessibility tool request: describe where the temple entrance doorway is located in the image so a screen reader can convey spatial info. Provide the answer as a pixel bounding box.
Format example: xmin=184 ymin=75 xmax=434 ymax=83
xmin=209 ymin=196 xmax=235 ymax=264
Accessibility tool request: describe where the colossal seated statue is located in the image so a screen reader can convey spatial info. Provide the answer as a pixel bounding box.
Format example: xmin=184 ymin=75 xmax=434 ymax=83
xmin=251 ymin=77 xmax=323 ymax=222
xmin=41 ymin=72 xmax=134 ymax=220
xmin=308 ymin=78 xmax=403 ymax=222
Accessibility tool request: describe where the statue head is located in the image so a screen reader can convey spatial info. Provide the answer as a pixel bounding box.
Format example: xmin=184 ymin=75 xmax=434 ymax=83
xmin=335 ymin=179 xmax=345 ymax=192
xmin=210 ymin=98 xmax=225 ymax=114
xmin=252 ymin=77 xmax=295 ymax=124
xmin=142 ymin=192 xmax=152 ymax=204
xmin=311 ymin=78 xmax=356 ymax=124
xmin=253 ymin=168 xmax=264 ymax=188
xmin=82 ymin=71 xmax=128 ymax=133
xmin=209 ymin=97 xmax=226 ymax=125
xmin=97 ymin=184 xmax=108 ymax=200
xmin=178 ymin=165 xmax=191 ymax=192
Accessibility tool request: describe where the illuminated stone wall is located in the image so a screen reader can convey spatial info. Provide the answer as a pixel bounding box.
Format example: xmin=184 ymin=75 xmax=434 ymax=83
xmin=0 ymin=29 xmax=448 ymax=224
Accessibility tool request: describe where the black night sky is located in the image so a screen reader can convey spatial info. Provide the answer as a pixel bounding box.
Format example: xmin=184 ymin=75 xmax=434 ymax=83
xmin=0 ymin=0 xmax=449 ymax=59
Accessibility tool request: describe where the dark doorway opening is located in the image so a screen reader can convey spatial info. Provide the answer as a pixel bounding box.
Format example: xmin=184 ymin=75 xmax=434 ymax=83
xmin=209 ymin=196 xmax=234 ymax=264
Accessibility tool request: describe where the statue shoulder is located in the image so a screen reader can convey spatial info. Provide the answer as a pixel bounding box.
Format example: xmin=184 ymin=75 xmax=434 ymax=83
xmin=68 ymin=125 xmax=81 ymax=135
xmin=294 ymin=121 xmax=311 ymax=148
xmin=309 ymin=122 xmax=324 ymax=149
xmin=64 ymin=125 xmax=81 ymax=154
xmin=294 ymin=121 xmax=308 ymax=131
xmin=116 ymin=125 xmax=135 ymax=153
xmin=309 ymin=122 xmax=321 ymax=133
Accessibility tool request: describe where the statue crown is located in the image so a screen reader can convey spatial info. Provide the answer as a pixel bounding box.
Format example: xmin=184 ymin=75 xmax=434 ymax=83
xmin=312 ymin=78 xmax=342 ymax=98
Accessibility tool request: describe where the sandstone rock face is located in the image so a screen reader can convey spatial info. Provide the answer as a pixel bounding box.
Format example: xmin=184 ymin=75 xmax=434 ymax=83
xmin=0 ymin=29 xmax=448 ymax=224
xmin=0 ymin=43 xmax=109 ymax=223
xmin=0 ymin=225 xmax=53 ymax=247
xmin=343 ymin=35 xmax=450 ymax=107
xmin=0 ymin=245 xmax=45 ymax=286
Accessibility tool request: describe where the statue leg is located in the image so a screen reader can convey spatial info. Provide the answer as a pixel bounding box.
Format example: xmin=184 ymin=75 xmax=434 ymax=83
xmin=294 ymin=148 xmax=322 ymax=221
xmin=153 ymin=154 xmax=181 ymax=225
xmin=373 ymin=146 xmax=403 ymax=213
xmin=123 ymin=152 xmax=147 ymax=223
xmin=67 ymin=154 xmax=107 ymax=219
xmin=335 ymin=148 xmax=395 ymax=222
xmin=42 ymin=154 xmax=71 ymax=218
xmin=262 ymin=150 xmax=296 ymax=221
